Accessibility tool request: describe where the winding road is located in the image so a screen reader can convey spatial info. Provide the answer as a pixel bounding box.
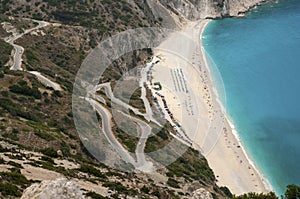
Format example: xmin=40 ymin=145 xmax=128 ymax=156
xmin=28 ymin=71 xmax=62 ymax=91
xmin=91 ymin=82 xmax=160 ymax=126
xmin=85 ymin=57 xmax=192 ymax=172
xmin=5 ymin=20 xmax=49 ymax=71
xmin=86 ymin=94 xmax=153 ymax=172
xmin=86 ymin=98 xmax=136 ymax=166
xmin=3 ymin=19 xmax=62 ymax=91
xmin=120 ymin=111 xmax=153 ymax=172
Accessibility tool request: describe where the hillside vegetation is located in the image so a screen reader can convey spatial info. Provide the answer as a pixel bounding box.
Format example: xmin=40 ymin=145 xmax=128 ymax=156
xmin=0 ymin=1 xmax=228 ymax=198
xmin=0 ymin=0 xmax=298 ymax=199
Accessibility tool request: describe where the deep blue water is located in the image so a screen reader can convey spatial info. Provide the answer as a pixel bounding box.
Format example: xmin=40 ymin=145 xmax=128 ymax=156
xmin=202 ymin=0 xmax=300 ymax=195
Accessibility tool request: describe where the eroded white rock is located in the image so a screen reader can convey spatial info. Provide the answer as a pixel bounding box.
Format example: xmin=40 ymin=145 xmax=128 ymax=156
xmin=21 ymin=178 xmax=85 ymax=199
xmin=191 ymin=188 xmax=213 ymax=199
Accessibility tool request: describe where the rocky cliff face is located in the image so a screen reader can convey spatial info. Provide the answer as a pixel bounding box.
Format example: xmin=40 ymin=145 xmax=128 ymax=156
xmin=147 ymin=0 xmax=270 ymax=23
xmin=219 ymin=0 xmax=270 ymax=17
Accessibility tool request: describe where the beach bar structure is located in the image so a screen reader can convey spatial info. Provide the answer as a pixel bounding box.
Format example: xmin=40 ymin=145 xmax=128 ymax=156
xmin=153 ymin=82 xmax=162 ymax=90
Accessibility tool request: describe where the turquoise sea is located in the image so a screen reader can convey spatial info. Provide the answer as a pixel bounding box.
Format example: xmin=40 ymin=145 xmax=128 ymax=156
xmin=202 ymin=0 xmax=300 ymax=196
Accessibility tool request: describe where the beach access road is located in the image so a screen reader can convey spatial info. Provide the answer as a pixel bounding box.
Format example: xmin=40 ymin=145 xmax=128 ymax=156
xmin=3 ymin=19 xmax=62 ymax=91
xmin=86 ymin=97 xmax=136 ymax=166
xmin=5 ymin=20 xmax=49 ymax=71
xmin=87 ymin=82 xmax=154 ymax=172
xmin=29 ymin=71 xmax=62 ymax=91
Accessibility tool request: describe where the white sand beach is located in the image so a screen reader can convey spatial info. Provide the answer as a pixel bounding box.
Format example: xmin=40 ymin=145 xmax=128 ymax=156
xmin=150 ymin=20 xmax=272 ymax=195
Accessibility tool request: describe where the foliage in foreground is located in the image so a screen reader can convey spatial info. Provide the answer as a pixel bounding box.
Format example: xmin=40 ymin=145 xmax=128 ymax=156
xmin=285 ymin=185 xmax=300 ymax=199
xmin=234 ymin=192 xmax=277 ymax=199
xmin=234 ymin=184 xmax=300 ymax=199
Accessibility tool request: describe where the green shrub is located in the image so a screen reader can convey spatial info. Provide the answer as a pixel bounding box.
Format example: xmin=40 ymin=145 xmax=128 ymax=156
xmin=0 ymin=145 xmax=9 ymax=152
xmin=166 ymin=149 xmax=215 ymax=182
xmin=156 ymin=129 xmax=168 ymax=140
xmin=102 ymin=181 xmax=137 ymax=195
xmin=41 ymin=148 xmax=59 ymax=158
xmin=141 ymin=185 xmax=150 ymax=194
xmin=40 ymin=155 xmax=55 ymax=165
xmin=220 ymin=186 xmax=232 ymax=198
xmin=285 ymin=184 xmax=300 ymax=199
xmin=7 ymin=161 xmax=23 ymax=168
xmin=35 ymin=130 xmax=55 ymax=141
xmin=233 ymin=192 xmax=277 ymax=199
xmin=0 ymin=97 xmax=40 ymax=121
xmin=0 ymin=182 xmax=21 ymax=197
xmin=152 ymin=190 xmax=161 ymax=198
xmin=0 ymin=40 xmax=13 ymax=66
xmin=3 ymin=132 xmax=19 ymax=141
xmin=9 ymin=81 xmax=42 ymax=99
xmin=85 ymin=191 xmax=108 ymax=199
xmin=166 ymin=171 xmax=174 ymax=177
xmin=105 ymin=171 xmax=123 ymax=177
xmin=12 ymin=128 xmax=19 ymax=134
xmin=53 ymin=90 xmax=63 ymax=97
xmin=0 ymin=171 xmax=30 ymax=188
xmin=167 ymin=178 xmax=180 ymax=188
xmin=0 ymin=91 xmax=8 ymax=97
xmin=78 ymin=164 xmax=106 ymax=179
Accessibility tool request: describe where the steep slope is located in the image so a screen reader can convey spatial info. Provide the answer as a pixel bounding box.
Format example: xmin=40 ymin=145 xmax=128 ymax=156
xmin=0 ymin=0 xmax=272 ymax=30
xmin=153 ymin=0 xmax=272 ymax=20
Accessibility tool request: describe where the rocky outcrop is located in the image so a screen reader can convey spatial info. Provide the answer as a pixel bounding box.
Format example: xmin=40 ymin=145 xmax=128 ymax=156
xmin=221 ymin=0 xmax=270 ymax=17
xmin=146 ymin=0 xmax=271 ymax=22
xmin=191 ymin=188 xmax=214 ymax=199
xmin=155 ymin=0 xmax=221 ymax=19
xmin=21 ymin=178 xmax=85 ymax=199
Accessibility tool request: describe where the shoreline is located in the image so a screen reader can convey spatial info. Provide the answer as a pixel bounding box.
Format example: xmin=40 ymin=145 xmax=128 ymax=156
xmin=150 ymin=19 xmax=273 ymax=195
xmin=199 ymin=20 xmax=273 ymax=194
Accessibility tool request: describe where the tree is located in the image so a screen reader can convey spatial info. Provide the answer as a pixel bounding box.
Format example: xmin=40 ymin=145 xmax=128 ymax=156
xmin=285 ymin=185 xmax=300 ymax=199
xmin=233 ymin=192 xmax=277 ymax=199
